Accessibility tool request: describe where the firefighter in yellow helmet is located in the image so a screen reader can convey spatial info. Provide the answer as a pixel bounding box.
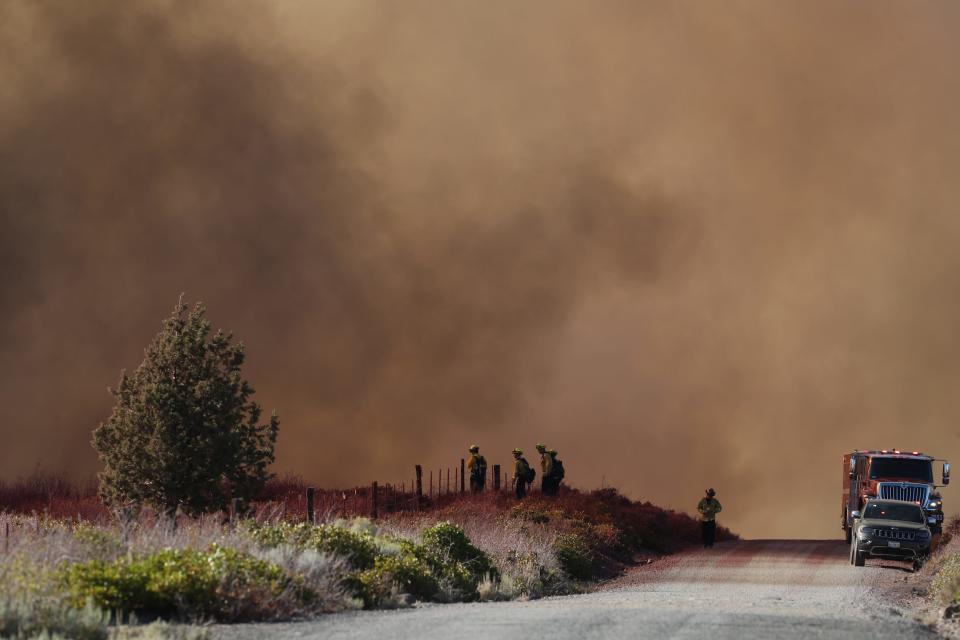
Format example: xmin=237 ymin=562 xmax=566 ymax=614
xmin=467 ymin=444 xmax=487 ymax=493
xmin=697 ymin=488 xmax=723 ymax=548
xmin=512 ymin=448 xmax=533 ymax=499
xmin=536 ymin=443 xmax=554 ymax=495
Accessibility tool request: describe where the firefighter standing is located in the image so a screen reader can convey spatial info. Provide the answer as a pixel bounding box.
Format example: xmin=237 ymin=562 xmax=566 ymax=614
xmin=536 ymin=443 xmax=554 ymax=495
xmin=467 ymin=444 xmax=487 ymax=493
xmin=512 ymin=448 xmax=532 ymax=499
xmin=697 ymin=488 xmax=722 ymax=549
xmin=547 ymin=449 xmax=564 ymax=495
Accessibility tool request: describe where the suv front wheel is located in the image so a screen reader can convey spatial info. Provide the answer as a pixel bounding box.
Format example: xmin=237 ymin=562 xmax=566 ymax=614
xmin=850 ymin=537 xmax=865 ymax=567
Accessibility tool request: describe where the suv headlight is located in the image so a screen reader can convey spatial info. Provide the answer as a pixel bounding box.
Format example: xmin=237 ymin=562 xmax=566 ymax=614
xmin=857 ymin=527 xmax=875 ymax=538
xmin=928 ymin=500 xmax=942 ymax=509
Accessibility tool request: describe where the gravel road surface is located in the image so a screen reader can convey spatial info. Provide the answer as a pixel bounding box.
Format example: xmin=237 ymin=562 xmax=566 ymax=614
xmin=213 ymin=540 xmax=938 ymax=640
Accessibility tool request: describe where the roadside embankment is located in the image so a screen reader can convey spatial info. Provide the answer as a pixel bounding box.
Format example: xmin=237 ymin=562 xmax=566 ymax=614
xmin=879 ymin=516 xmax=960 ymax=636
xmin=0 ymin=486 xmax=727 ymax=637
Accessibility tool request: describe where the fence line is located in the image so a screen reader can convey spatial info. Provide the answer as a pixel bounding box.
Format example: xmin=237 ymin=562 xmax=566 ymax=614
xmin=290 ymin=461 xmax=519 ymax=522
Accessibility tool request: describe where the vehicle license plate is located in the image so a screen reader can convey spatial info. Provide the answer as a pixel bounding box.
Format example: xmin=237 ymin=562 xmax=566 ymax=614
xmin=888 ymin=541 xmax=900 ymax=548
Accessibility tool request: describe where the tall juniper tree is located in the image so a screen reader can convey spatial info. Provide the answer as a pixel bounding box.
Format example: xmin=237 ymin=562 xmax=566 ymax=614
xmin=93 ymin=298 xmax=279 ymax=516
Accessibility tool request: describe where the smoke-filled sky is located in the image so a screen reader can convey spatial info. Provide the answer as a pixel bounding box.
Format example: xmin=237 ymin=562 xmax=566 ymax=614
xmin=2 ymin=0 xmax=960 ymax=538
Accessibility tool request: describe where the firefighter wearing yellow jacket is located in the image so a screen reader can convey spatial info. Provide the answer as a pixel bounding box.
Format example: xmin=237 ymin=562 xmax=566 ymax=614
xmin=536 ymin=443 xmax=553 ymax=494
xmin=467 ymin=444 xmax=487 ymax=493
xmin=697 ymin=488 xmax=722 ymax=549
xmin=512 ymin=449 xmax=533 ymax=499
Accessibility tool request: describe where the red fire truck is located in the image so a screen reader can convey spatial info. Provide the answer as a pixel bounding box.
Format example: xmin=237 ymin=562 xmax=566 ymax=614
xmin=842 ymin=449 xmax=949 ymax=542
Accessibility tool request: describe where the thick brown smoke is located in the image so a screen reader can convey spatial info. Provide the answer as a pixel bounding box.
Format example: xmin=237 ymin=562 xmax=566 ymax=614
xmin=2 ymin=1 xmax=960 ymax=538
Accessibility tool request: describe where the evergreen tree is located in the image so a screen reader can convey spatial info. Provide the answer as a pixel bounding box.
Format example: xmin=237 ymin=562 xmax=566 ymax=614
xmin=93 ymin=298 xmax=279 ymax=515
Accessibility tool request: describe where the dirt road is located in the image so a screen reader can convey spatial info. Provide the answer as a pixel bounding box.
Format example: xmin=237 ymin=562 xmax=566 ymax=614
xmin=213 ymin=540 xmax=938 ymax=640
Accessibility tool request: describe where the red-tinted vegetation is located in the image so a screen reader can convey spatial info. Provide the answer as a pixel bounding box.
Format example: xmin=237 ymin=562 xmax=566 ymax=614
xmin=0 ymin=473 xmax=106 ymax=521
xmin=0 ymin=473 xmax=734 ymax=565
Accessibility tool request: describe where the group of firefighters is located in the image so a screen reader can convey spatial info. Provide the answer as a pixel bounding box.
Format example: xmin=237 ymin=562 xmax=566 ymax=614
xmin=466 ymin=444 xmax=723 ymax=549
xmin=465 ymin=443 xmax=566 ymax=498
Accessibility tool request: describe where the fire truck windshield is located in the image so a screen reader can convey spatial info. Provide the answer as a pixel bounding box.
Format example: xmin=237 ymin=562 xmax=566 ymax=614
xmin=869 ymin=458 xmax=933 ymax=482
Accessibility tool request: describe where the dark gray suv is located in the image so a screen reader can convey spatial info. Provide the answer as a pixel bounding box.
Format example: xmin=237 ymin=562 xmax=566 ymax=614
xmin=850 ymin=499 xmax=932 ymax=571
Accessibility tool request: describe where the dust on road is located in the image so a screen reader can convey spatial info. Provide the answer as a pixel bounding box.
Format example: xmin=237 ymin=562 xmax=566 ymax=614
xmin=213 ymin=540 xmax=937 ymax=640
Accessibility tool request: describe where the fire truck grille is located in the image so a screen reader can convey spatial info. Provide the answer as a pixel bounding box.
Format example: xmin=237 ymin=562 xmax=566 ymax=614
xmin=878 ymin=483 xmax=928 ymax=504
xmin=875 ymin=529 xmax=916 ymax=541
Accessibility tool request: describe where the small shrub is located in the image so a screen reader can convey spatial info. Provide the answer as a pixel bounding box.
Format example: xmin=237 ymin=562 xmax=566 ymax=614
xmin=420 ymin=522 xmax=496 ymax=582
xmin=500 ymin=549 xmax=573 ymax=598
xmin=476 ymin=573 xmax=519 ymax=602
xmin=554 ymin=533 xmax=596 ymax=581
xmin=508 ymin=505 xmax=553 ymax=524
xmin=60 ymin=545 xmax=296 ymax=621
xmin=247 ymin=523 xmax=378 ymax=571
xmin=255 ymin=546 xmax=358 ymax=613
xmin=73 ymin=526 xmax=124 ymax=561
xmin=358 ymin=554 xmax=438 ymax=607
xmin=0 ymin=597 xmax=109 ymax=640
xmin=421 ymin=523 xmax=491 ymax=571
xmin=419 ymin=522 xmax=495 ymax=589
xmin=342 ymin=518 xmax=377 ymax=536
xmin=245 ymin=522 xmax=296 ymax=548
xmin=114 ymin=621 xmax=210 ymax=640
xmin=307 ymin=527 xmax=378 ymax=571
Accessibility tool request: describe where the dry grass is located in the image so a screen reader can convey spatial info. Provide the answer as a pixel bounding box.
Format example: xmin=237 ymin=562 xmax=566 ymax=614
xmin=378 ymin=497 xmax=568 ymax=598
xmin=0 ymin=472 xmax=734 ymax=630
xmin=0 ymin=510 xmax=356 ymax=627
xmin=926 ymin=516 xmax=960 ymax=604
xmin=375 ymin=486 xmax=733 ymax=595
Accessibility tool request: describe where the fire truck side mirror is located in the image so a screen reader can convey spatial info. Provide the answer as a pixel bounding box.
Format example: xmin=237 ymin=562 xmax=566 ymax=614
xmin=944 ymin=463 xmax=951 ymax=485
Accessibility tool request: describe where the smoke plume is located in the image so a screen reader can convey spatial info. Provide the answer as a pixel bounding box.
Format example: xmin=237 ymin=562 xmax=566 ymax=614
xmin=2 ymin=0 xmax=960 ymax=537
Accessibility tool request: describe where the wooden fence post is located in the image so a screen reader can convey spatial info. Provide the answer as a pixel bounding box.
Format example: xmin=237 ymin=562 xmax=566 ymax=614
xmin=230 ymin=498 xmax=240 ymax=525
xmin=460 ymin=459 xmax=466 ymax=493
xmin=493 ymin=464 xmax=501 ymax=491
xmin=430 ymin=470 xmax=434 ymax=498
xmin=415 ymin=465 xmax=423 ymax=500
xmin=371 ymin=481 xmax=379 ymax=520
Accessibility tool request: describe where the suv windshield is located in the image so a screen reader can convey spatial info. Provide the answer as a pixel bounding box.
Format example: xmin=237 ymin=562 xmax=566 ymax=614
xmin=864 ymin=502 xmax=925 ymax=523
xmin=869 ymin=458 xmax=933 ymax=482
